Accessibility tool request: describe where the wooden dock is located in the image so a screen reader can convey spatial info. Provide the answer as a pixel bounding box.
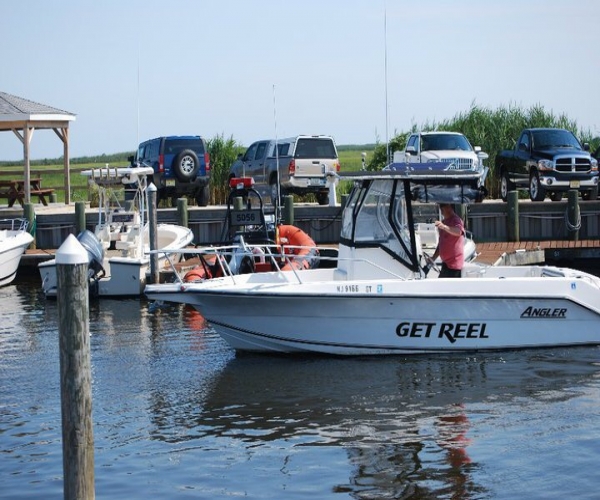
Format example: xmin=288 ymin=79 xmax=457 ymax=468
xmin=476 ymin=239 xmax=600 ymax=266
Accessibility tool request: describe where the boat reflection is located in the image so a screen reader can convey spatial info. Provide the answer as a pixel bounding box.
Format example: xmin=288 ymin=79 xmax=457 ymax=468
xmin=146 ymin=349 xmax=600 ymax=498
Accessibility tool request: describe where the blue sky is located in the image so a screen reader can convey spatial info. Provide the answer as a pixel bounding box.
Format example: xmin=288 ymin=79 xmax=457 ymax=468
xmin=1 ymin=0 xmax=598 ymax=160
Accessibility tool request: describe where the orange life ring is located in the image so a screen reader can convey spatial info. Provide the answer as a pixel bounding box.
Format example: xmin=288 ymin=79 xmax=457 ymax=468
xmin=276 ymin=225 xmax=319 ymax=271
xmin=183 ymin=266 xmax=212 ymax=282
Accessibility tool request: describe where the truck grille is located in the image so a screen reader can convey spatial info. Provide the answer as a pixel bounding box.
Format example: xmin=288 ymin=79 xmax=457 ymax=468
xmin=443 ymin=158 xmax=474 ymax=170
xmin=555 ymin=156 xmax=592 ymax=172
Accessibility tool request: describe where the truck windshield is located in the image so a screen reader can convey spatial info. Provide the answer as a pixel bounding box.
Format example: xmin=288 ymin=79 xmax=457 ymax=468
xmin=531 ymin=130 xmax=582 ymax=150
xmin=421 ymin=134 xmax=472 ymax=152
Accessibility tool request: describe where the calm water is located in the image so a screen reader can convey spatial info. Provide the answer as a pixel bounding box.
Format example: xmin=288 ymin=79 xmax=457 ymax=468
xmin=2 ymin=278 xmax=600 ymax=499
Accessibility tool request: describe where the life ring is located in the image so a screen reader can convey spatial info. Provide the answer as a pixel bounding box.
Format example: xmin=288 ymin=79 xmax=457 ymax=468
xmin=183 ymin=254 xmax=223 ymax=282
xmin=183 ymin=267 xmax=212 ymax=282
xmin=276 ymin=225 xmax=319 ymax=271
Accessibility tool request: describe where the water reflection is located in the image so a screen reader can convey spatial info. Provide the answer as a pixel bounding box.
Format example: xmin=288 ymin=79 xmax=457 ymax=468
xmin=146 ymin=350 xmax=600 ymax=499
xmin=3 ymin=279 xmax=600 ymax=499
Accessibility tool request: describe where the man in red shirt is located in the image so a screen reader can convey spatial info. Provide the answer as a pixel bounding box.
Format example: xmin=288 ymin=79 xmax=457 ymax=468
xmin=430 ymin=204 xmax=465 ymax=278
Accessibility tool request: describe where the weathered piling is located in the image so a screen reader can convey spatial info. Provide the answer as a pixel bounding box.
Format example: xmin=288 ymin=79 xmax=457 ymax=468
xmin=56 ymin=235 xmax=95 ymax=500
xmin=283 ymin=195 xmax=294 ymax=225
xmin=507 ymin=191 xmax=519 ymax=242
xmin=177 ymin=197 xmax=188 ymax=228
xmin=75 ymin=201 xmax=86 ymax=234
xmin=24 ymin=202 xmax=36 ymax=249
xmin=148 ymin=183 xmax=159 ymax=284
xmin=567 ymin=189 xmax=580 ymax=241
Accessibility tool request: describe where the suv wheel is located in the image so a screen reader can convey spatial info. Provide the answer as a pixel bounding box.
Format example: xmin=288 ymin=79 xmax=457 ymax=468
xmin=173 ymin=149 xmax=200 ymax=181
xmin=195 ymin=185 xmax=210 ymax=207
xmin=529 ymin=171 xmax=546 ymax=201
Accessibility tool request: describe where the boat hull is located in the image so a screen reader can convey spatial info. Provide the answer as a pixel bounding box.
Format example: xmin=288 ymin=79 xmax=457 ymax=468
xmin=146 ymin=271 xmax=600 ymax=355
xmin=39 ymin=223 xmax=193 ymax=298
xmin=0 ymin=232 xmax=34 ymax=287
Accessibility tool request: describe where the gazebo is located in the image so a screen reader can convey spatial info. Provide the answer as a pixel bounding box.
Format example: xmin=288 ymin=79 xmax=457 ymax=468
xmin=0 ymin=91 xmax=76 ymax=204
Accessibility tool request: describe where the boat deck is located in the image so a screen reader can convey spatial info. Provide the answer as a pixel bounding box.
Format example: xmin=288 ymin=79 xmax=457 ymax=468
xmin=18 ymin=239 xmax=600 ymax=271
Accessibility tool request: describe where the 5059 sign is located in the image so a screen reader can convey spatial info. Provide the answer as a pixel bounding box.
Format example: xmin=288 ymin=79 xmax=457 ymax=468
xmin=230 ymin=209 xmax=262 ymax=226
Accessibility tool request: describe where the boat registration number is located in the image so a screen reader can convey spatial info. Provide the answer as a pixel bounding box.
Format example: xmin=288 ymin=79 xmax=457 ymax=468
xmin=230 ymin=209 xmax=262 ymax=226
xmin=569 ymin=180 xmax=580 ymax=188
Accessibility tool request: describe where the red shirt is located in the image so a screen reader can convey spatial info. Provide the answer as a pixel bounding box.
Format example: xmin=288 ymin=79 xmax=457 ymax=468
xmin=439 ymin=213 xmax=465 ymax=270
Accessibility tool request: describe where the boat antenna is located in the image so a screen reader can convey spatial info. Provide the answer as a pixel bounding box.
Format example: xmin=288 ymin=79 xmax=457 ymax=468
xmin=384 ymin=5 xmax=390 ymax=166
xmin=272 ymin=84 xmax=281 ymax=222
xmin=136 ymin=40 xmax=140 ymax=148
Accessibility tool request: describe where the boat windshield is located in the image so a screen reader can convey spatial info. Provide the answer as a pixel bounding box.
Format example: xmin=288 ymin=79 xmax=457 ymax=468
xmin=341 ymin=179 xmax=414 ymax=267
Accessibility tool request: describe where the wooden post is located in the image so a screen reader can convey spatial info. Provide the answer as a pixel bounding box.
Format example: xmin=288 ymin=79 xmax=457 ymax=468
xmin=455 ymin=203 xmax=468 ymax=232
xmin=567 ymin=189 xmax=580 ymax=241
xmin=233 ymin=196 xmax=244 ymax=211
xmin=50 ymin=192 xmax=58 ymax=204
xmin=56 ymin=235 xmax=95 ymax=500
xmin=507 ymin=191 xmax=519 ymax=242
xmin=177 ymin=198 xmax=188 ymax=228
xmin=24 ymin=202 xmax=36 ymax=249
xmin=283 ymin=195 xmax=294 ymax=225
xmin=75 ymin=201 xmax=86 ymax=234
xmin=147 ymin=183 xmax=159 ymax=284
xmin=341 ymin=194 xmax=349 ymax=210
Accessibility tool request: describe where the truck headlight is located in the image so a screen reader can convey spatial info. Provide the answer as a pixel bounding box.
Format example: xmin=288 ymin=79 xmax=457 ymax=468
xmin=591 ymin=158 xmax=598 ymax=171
xmin=537 ymin=159 xmax=554 ymax=170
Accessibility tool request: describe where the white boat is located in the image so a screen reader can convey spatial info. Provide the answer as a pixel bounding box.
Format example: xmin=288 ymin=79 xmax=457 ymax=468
xmin=145 ymin=164 xmax=600 ymax=355
xmin=39 ymin=166 xmax=194 ymax=297
xmin=0 ymin=218 xmax=34 ymax=286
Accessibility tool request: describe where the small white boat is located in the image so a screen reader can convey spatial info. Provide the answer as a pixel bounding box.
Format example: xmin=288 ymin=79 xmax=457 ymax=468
xmin=39 ymin=166 xmax=194 ymax=297
xmin=0 ymin=218 xmax=34 ymax=287
xmin=146 ymin=164 xmax=600 ymax=355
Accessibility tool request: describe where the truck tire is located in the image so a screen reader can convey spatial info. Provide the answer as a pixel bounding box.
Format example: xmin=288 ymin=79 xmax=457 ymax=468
xmin=500 ymin=171 xmax=516 ymax=202
xmin=195 ymin=185 xmax=210 ymax=207
xmin=173 ymin=149 xmax=199 ymax=181
xmin=529 ymin=171 xmax=546 ymax=201
xmin=316 ymin=191 xmax=329 ymax=205
xmin=582 ymin=186 xmax=598 ymax=200
xmin=270 ymin=178 xmax=286 ymax=205
xmin=550 ymin=191 xmax=563 ymax=202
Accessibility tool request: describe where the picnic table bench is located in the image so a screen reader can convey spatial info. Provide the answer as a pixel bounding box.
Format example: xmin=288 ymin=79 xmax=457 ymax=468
xmin=0 ymin=178 xmax=55 ymax=207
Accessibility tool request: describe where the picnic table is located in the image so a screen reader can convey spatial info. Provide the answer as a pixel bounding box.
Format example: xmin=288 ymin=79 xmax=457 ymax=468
xmin=0 ymin=178 xmax=55 ymax=207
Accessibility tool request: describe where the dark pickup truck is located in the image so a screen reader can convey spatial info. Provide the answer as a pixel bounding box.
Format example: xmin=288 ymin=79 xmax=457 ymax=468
xmin=496 ymin=128 xmax=599 ymax=201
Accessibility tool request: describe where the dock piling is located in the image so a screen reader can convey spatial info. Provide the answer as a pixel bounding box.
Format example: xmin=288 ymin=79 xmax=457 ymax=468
xmin=56 ymin=235 xmax=95 ymax=500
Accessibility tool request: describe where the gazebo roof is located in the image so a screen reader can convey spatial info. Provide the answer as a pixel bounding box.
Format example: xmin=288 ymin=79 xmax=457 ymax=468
xmin=0 ymin=91 xmax=76 ymax=127
xmin=0 ymin=91 xmax=76 ymax=205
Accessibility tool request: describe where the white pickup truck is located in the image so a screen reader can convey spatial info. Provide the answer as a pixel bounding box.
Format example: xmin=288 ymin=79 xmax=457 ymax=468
xmin=393 ymin=131 xmax=488 ymax=172
xmin=229 ymin=135 xmax=340 ymax=205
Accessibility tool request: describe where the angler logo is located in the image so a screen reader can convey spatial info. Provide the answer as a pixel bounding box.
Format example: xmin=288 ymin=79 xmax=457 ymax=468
xmin=520 ymin=307 xmax=567 ymax=319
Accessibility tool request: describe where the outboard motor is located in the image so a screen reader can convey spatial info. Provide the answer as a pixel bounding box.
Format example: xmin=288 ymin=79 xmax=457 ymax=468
xmin=76 ymin=230 xmax=106 ymax=279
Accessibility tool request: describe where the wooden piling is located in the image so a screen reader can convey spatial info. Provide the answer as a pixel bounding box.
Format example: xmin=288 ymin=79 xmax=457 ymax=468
xmin=56 ymin=235 xmax=95 ymax=500
xmin=148 ymin=183 xmax=159 ymax=284
xmin=75 ymin=201 xmax=86 ymax=234
xmin=24 ymin=203 xmax=36 ymax=249
xmin=507 ymin=191 xmax=519 ymax=242
xmin=567 ymin=189 xmax=580 ymax=241
xmin=177 ymin=198 xmax=189 ymax=228
xmin=283 ymin=195 xmax=294 ymax=225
